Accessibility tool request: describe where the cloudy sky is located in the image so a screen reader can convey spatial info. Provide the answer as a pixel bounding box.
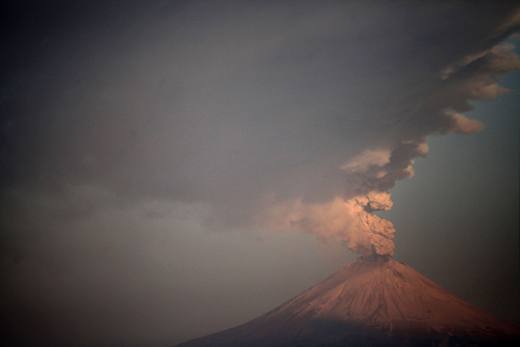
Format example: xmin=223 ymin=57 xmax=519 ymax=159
xmin=1 ymin=1 xmax=519 ymax=346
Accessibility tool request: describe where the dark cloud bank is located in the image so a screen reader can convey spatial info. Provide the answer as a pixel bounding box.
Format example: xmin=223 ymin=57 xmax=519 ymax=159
xmin=1 ymin=1 xmax=519 ymax=345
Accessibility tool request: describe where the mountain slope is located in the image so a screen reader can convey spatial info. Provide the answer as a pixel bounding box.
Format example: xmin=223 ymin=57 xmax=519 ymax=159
xmin=177 ymin=256 xmax=519 ymax=346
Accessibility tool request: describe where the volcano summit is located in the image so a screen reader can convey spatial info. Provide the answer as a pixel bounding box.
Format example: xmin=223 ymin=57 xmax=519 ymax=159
xmin=177 ymin=256 xmax=519 ymax=346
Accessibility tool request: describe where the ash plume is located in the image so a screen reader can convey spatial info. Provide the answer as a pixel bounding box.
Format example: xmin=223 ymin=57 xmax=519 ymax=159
xmin=264 ymin=17 xmax=520 ymax=257
xmin=266 ymin=192 xmax=395 ymax=256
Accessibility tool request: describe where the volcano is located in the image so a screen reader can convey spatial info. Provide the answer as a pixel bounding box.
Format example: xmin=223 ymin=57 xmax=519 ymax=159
xmin=177 ymin=256 xmax=519 ymax=346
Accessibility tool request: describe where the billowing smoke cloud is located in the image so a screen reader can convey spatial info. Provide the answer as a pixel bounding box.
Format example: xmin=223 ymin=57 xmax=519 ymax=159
xmin=266 ymin=192 xmax=395 ymax=256
xmin=262 ymin=23 xmax=520 ymax=256
xmin=264 ymin=32 xmax=519 ymax=255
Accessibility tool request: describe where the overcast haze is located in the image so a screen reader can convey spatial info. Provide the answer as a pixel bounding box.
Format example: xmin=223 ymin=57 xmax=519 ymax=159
xmin=1 ymin=1 xmax=519 ymax=346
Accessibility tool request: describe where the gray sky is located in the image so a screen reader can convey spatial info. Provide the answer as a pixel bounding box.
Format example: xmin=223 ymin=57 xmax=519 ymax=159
xmin=1 ymin=1 xmax=519 ymax=346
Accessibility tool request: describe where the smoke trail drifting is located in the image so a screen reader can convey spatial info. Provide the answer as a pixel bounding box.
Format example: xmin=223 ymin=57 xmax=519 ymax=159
xmin=266 ymin=36 xmax=520 ymax=256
